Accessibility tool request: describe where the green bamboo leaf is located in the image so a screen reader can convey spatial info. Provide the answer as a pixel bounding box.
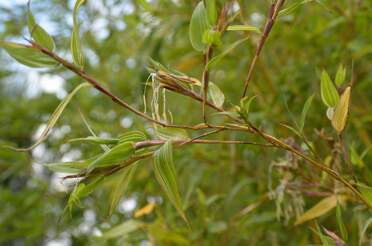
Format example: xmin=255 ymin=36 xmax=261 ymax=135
xmin=226 ymin=25 xmax=261 ymax=34
xmin=356 ymin=183 xmax=372 ymax=206
xmin=189 ymin=1 xmax=210 ymax=52
xmin=88 ymin=142 xmax=135 ymax=170
xmin=155 ymin=127 xmax=189 ymax=141
xmin=359 ymin=217 xmax=372 ymax=246
xmin=153 ymin=141 xmax=187 ymax=222
xmin=336 ymin=205 xmax=348 ymax=241
xmin=207 ymin=37 xmax=249 ymax=68
xmin=118 ymin=131 xmax=147 ymax=143
xmin=71 ymin=0 xmax=86 ymax=67
xmin=349 ymin=145 xmax=364 ymax=168
xmin=69 ymin=136 xmax=119 ymax=145
xmin=335 ymin=64 xmax=346 ymax=86
xmin=240 ymin=96 xmax=256 ymax=120
xmin=109 ymin=165 xmax=137 ymax=215
xmin=15 ymin=82 xmax=91 ymax=151
xmin=208 ymin=82 xmax=224 ymax=108
xmin=44 ymin=157 xmax=96 ymax=174
xmin=67 ymin=176 xmax=104 ymax=210
xmin=0 ymin=41 xmax=57 ymax=68
xmin=320 ymin=70 xmax=339 ymax=107
xmin=27 ymin=1 xmax=55 ymax=51
xmin=204 ymin=0 xmax=217 ymax=25
xmin=101 ymin=220 xmax=143 ymax=239
xmin=332 ymin=86 xmax=350 ymax=133
xmin=278 ymin=0 xmax=313 ymax=17
xmin=299 ymin=94 xmax=314 ymax=132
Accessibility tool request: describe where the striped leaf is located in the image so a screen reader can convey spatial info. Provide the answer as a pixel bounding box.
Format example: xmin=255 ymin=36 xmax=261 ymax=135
xmin=0 ymin=41 xmax=57 ymax=68
xmin=87 ymin=141 xmax=135 ymax=170
xmin=27 ymin=1 xmax=55 ymax=51
xmin=15 ymin=82 xmax=91 ymax=151
xmin=71 ymin=0 xmax=86 ymax=67
xmin=109 ymin=165 xmax=137 ymax=215
xmin=189 ymin=1 xmax=210 ymax=52
xmin=320 ymin=70 xmax=339 ymax=107
xmin=153 ymin=141 xmax=187 ymax=222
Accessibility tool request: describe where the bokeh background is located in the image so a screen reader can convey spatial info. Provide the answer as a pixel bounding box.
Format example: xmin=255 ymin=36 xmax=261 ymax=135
xmin=0 ymin=0 xmax=371 ymax=245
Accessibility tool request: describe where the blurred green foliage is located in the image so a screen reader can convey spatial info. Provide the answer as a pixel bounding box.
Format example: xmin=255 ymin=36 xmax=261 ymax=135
xmin=0 ymin=0 xmax=371 ymax=245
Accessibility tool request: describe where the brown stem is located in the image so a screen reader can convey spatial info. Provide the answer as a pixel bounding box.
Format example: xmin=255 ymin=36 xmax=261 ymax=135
xmin=202 ymin=47 xmax=213 ymax=123
xmin=241 ymin=0 xmax=285 ymax=97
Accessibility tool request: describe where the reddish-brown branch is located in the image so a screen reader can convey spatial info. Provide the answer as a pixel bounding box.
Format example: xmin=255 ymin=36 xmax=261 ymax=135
xmin=241 ymin=0 xmax=285 ymax=97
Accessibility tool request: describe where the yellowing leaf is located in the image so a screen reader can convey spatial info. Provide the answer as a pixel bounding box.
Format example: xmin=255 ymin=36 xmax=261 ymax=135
xmin=295 ymin=195 xmax=346 ymax=226
xmin=0 ymin=41 xmax=57 ymax=68
xmin=332 ymin=87 xmax=351 ymax=133
xmin=320 ymin=70 xmax=339 ymax=107
xmin=189 ymin=1 xmax=210 ymax=52
xmin=71 ymin=0 xmax=86 ymax=67
xmin=134 ymin=202 xmax=156 ymax=218
xmin=27 ymin=1 xmax=55 ymax=51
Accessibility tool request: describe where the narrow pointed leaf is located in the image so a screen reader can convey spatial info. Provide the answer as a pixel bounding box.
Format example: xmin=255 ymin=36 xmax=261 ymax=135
xmin=208 ymin=82 xmax=224 ymax=108
xmin=27 ymin=1 xmax=55 ymax=51
xmin=359 ymin=217 xmax=372 ymax=246
xmin=88 ymin=141 xmax=135 ymax=170
xmin=69 ymin=136 xmax=119 ymax=145
xmin=0 ymin=41 xmax=57 ymax=68
xmin=71 ymin=0 xmax=86 ymax=67
xmin=155 ymin=127 xmax=189 ymax=141
xmin=208 ymin=37 xmax=248 ymax=68
xmin=189 ymin=1 xmax=210 ymax=52
xmin=153 ymin=141 xmax=187 ymax=222
xmin=118 ymin=131 xmax=147 ymax=143
xmin=278 ymin=0 xmax=313 ymax=17
xmin=101 ymin=220 xmax=143 ymax=239
xmin=226 ymin=25 xmax=261 ymax=34
xmin=332 ymin=87 xmax=351 ymax=133
xmin=240 ymin=96 xmax=256 ymax=119
xmin=44 ymin=158 xmax=95 ymax=173
xmin=320 ymin=70 xmax=339 ymax=107
xmin=356 ymin=183 xmax=372 ymax=206
xmin=15 ymin=82 xmax=91 ymax=151
xmin=134 ymin=202 xmax=156 ymax=218
xmin=67 ymin=176 xmax=104 ymax=210
xmin=336 ymin=205 xmax=348 ymax=241
xmin=295 ymin=195 xmax=345 ymax=226
xmin=299 ymin=94 xmax=314 ymax=132
xmin=335 ymin=64 xmax=346 ymax=86
xmin=109 ymin=165 xmax=137 ymax=215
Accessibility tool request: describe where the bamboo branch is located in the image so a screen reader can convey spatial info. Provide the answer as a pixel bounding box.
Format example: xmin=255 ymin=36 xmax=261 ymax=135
xmin=241 ymin=0 xmax=285 ymax=97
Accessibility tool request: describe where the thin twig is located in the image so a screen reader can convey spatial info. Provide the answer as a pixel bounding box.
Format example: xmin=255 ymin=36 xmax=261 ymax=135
xmin=241 ymin=0 xmax=285 ymax=97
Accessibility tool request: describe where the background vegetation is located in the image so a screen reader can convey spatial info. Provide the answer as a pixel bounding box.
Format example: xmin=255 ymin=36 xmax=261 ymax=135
xmin=0 ymin=0 xmax=371 ymax=245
